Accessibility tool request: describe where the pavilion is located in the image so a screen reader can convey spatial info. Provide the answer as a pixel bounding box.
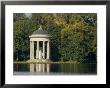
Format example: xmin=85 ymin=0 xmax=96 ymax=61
xmin=29 ymin=26 xmax=51 ymax=62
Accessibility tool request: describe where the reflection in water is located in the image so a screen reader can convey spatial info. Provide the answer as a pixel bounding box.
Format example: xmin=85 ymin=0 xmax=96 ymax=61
xmin=14 ymin=63 xmax=97 ymax=75
xmin=30 ymin=64 xmax=50 ymax=73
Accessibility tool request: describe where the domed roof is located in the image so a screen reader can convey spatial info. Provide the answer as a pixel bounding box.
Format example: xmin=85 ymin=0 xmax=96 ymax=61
xmin=29 ymin=26 xmax=51 ymax=38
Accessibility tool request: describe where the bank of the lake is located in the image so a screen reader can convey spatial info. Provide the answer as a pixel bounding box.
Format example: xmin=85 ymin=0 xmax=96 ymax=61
xmin=14 ymin=61 xmax=96 ymax=64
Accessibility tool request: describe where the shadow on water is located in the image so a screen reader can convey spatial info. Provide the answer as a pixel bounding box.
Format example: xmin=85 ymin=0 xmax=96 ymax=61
xmin=14 ymin=63 xmax=97 ymax=75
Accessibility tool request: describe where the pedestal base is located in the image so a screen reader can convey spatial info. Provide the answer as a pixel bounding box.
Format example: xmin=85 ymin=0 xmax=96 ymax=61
xmin=27 ymin=59 xmax=50 ymax=63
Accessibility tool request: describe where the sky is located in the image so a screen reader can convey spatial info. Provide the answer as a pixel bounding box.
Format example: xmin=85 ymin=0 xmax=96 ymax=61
xmin=25 ymin=13 xmax=32 ymax=17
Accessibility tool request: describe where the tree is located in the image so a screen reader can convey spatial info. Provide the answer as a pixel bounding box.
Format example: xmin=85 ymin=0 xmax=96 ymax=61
xmin=13 ymin=13 xmax=97 ymax=62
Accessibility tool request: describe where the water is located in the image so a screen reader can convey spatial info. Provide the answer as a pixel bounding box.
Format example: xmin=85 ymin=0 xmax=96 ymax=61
xmin=14 ymin=63 xmax=97 ymax=75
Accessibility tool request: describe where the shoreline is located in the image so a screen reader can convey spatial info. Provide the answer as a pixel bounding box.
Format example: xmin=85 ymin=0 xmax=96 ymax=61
xmin=14 ymin=61 xmax=96 ymax=64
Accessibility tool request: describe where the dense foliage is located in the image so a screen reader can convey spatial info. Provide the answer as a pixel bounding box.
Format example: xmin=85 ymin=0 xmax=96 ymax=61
xmin=14 ymin=13 xmax=97 ymax=62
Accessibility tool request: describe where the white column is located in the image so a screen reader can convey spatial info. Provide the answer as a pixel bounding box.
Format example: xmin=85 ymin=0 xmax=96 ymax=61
xmin=30 ymin=41 xmax=32 ymax=60
xmin=30 ymin=41 xmax=34 ymax=59
xmin=36 ymin=49 xmax=37 ymax=59
xmin=31 ymin=41 xmax=34 ymax=59
xmin=43 ymin=41 xmax=45 ymax=59
xmin=47 ymin=41 xmax=50 ymax=59
xmin=37 ymin=41 xmax=39 ymax=59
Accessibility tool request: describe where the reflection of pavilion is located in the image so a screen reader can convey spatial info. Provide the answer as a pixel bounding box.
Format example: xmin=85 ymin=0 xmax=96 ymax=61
xmin=29 ymin=26 xmax=51 ymax=61
xmin=30 ymin=64 xmax=50 ymax=72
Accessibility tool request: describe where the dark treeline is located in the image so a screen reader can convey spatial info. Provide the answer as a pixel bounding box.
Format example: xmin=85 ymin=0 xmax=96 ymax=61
xmin=14 ymin=13 xmax=97 ymax=62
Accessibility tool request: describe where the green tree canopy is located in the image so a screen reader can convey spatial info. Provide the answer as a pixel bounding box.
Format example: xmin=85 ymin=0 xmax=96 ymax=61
xmin=14 ymin=13 xmax=97 ymax=62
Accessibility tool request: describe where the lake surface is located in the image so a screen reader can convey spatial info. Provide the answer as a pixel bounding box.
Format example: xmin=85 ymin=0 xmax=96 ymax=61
xmin=14 ymin=63 xmax=97 ymax=75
